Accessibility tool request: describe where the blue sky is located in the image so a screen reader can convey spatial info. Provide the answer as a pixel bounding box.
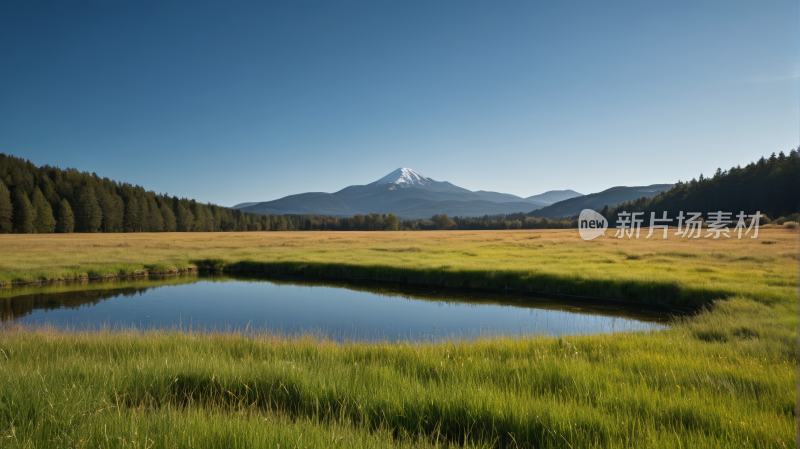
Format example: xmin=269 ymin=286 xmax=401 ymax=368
xmin=1 ymin=1 xmax=797 ymax=206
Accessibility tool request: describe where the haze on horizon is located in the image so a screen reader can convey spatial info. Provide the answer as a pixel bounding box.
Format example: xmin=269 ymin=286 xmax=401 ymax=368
xmin=0 ymin=1 xmax=797 ymax=206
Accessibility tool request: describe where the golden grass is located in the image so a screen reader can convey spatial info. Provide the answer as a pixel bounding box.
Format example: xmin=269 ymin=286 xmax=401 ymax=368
xmin=0 ymin=228 xmax=796 ymax=306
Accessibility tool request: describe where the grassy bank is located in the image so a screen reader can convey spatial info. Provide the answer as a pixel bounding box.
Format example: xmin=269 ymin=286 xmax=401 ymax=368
xmin=0 ymin=296 xmax=795 ymax=448
xmin=0 ymin=229 xmax=796 ymax=447
xmin=0 ymin=229 xmax=796 ymax=306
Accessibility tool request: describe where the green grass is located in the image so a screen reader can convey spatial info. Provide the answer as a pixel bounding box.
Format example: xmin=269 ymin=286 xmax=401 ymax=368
xmin=0 ymin=296 xmax=794 ymax=448
xmin=0 ymin=229 xmax=796 ymax=447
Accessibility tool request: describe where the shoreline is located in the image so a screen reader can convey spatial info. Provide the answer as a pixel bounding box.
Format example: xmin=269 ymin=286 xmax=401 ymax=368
xmin=0 ymin=266 xmax=199 ymax=287
xmin=1 ymin=262 xmax=700 ymax=313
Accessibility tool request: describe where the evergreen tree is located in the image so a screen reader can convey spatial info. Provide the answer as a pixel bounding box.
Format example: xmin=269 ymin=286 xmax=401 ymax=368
xmin=160 ymin=203 xmax=177 ymax=232
xmin=276 ymin=216 xmax=287 ymax=231
xmin=31 ymin=187 xmax=56 ymax=233
xmin=147 ymin=197 xmax=164 ymax=231
xmin=56 ymin=199 xmax=74 ymax=233
xmin=12 ymin=188 xmax=35 ymax=233
xmin=74 ymin=185 xmax=103 ymax=232
xmin=137 ymin=196 xmax=148 ymax=231
xmin=0 ymin=179 xmax=12 ymax=233
xmin=189 ymin=203 xmax=203 ymax=231
xmin=124 ymin=197 xmax=139 ymax=232
xmin=176 ymin=203 xmax=194 ymax=232
xmin=0 ymin=153 xmax=277 ymax=234
xmin=212 ymin=206 xmax=222 ymax=231
xmin=200 ymin=207 xmax=210 ymax=231
xmin=38 ymin=175 xmax=60 ymax=206
xmin=98 ymin=189 xmax=124 ymax=232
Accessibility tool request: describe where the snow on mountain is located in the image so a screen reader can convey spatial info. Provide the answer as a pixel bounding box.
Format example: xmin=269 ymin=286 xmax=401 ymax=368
xmin=373 ymin=168 xmax=435 ymax=188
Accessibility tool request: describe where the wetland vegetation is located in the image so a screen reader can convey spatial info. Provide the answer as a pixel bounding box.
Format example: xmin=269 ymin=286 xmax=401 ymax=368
xmin=0 ymin=229 xmax=796 ymax=447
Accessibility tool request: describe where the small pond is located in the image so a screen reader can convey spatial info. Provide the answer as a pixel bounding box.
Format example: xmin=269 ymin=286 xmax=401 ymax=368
xmin=0 ymin=274 xmax=672 ymax=341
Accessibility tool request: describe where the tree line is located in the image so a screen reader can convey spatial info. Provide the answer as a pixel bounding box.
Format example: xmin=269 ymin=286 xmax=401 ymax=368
xmin=271 ymin=213 xmax=400 ymax=231
xmin=594 ymin=148 xmax=799 ymax=226
xmin=398 ymin=213 xmax=575 ymax=231
xmin=2 ymin=149 xmax=794 ymax=234
xmin=398 ymin=148 xmax=799 ymax=231
xmin=0 ymin=154 xmax=293 ymax=234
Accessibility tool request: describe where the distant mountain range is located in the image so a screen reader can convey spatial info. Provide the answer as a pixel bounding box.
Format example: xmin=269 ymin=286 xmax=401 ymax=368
xmin=528 ymin=185 xmax=675 ymax=219
xmin=233 ymin=168 xmax=671 ymax=219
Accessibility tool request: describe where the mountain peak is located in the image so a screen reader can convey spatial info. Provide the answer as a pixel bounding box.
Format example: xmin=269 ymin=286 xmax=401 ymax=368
xmin=374 ymin=168 xmax=435 ymax=188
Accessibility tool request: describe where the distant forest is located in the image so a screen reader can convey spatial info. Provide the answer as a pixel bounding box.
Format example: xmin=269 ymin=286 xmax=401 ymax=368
xmin=401 ymin=148 xmax=799 ymax=230
xmin=0 ymin=154 xmax=306 ymax=233
xmin=400 ymin=213 xmax=575 ymax=231
xmin=0 ymin=153 xmax=407 ymax=233
xmin=0 ymin=149 xmax=796 ymax=233
xmin=598 ymin=148 xmax=799 ymax=226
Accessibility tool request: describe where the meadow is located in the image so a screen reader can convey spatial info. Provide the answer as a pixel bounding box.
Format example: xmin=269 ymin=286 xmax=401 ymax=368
xmin=0 ymin=228 xmax=796 ymax=306
xmin=0 ymin=229 xmax=797 ymax=448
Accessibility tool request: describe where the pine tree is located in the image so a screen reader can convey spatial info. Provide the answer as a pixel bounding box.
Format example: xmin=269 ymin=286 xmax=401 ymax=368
xmin=160 ymin=203 xmax=177 ymax=232
xmin=38 ymin=174 xmax=60 ymax=206
xmin=12 ymin=188 xmax=36 ymax=233
xmin=276 ymin=216 xmax=287 ymax=231
xmin=0 ymin=153 xmax=286 ymax=235
xmin=0 ymin=179 xmax=12 ymax=233
xmin=147 ymin=197 xmax=164 ymax=232
xmin=124 ymin=197 xmax=139 ymax=232
xmin=176 ymin=203 xmax=194 ymax=232
xmin=137 ymin=197 xmax=148 ymax=231
xmin=31 ymin=187 xmax=56 ymax=233
xmin=74 ymin=185 xmax=103 ymax=232
xmin=56 ymin=199 xmax=74 ymax=233
xmin=189 ymin=203 xmax=207 ymax=231
xmin=98 ymin=189 xmax=124 ymax=232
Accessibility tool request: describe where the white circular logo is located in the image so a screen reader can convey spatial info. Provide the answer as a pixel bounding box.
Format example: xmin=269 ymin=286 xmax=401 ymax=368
xmin=578 ymin=209 xmax=608 ymax=240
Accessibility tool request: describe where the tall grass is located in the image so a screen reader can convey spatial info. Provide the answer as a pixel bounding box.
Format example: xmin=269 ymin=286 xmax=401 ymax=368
xmin=0 ymin=229 xmax=796 ymax=447
xmin=0 ymin=295 xmax=794 ymax=448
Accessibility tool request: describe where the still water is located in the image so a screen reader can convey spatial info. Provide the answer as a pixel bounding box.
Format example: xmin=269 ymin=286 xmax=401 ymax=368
xmin=1 ymin=274 xmax=671 ymax=341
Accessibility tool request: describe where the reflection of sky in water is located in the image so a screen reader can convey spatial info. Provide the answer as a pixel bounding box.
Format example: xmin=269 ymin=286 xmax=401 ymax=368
xmin=11 ymin=279 xmax=669 ymax=342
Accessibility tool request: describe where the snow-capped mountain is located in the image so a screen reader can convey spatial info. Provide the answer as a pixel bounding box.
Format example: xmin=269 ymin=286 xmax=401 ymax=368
xmin=235 ymin=167 xmax=660 ymax=219
xmin=373 ymin=168 xmax=435 ymax=188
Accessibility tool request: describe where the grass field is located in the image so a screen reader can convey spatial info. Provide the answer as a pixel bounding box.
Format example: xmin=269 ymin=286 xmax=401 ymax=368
xmin=0 ymin=229 xmax=797 ymax=448
xmin=0 ymin=228 xmax=796 ymax=305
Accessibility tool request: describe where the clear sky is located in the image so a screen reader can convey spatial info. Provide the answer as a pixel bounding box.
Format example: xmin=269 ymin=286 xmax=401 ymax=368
xmin=1 ymin=1 xmax=797 ymax=206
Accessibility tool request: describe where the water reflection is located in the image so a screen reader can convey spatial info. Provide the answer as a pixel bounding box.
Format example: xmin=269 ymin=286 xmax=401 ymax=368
xmin=1 ymin=273 xmax=673 ymax=341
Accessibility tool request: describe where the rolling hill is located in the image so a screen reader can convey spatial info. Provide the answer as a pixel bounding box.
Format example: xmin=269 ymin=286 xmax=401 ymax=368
xmin=528 ymin=185 xmax=675 ymax=219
